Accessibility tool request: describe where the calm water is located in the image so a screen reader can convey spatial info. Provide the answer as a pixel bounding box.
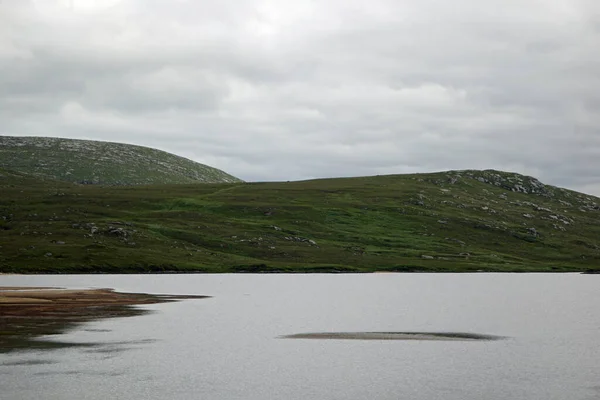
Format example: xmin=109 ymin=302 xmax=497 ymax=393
xmin=1 ymin=273 xmax=599 ymax=400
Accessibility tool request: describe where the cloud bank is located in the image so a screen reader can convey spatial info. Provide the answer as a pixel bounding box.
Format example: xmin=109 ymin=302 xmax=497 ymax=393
xmin=1 ymin=0 xmax=599 ymax=193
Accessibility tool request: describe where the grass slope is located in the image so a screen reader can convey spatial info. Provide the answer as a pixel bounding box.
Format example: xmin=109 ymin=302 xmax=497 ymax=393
xmin=1 ymin=168 xmax=599 ymax=273
xmin=0 ymin=136 xmax=241 ymax=185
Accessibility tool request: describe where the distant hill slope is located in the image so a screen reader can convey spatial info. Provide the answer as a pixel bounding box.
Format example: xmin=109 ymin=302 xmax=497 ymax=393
xmin=0 ymin=136 xmax=241 ymax=185
xmin=1 ymin=168 xmax=599 ymax=274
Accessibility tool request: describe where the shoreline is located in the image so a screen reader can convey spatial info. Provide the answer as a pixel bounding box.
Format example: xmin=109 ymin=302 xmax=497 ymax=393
xmin=0 ymin=287 xmax=209 ymax=311
xmin=0 ymin=270 xmax=594 ymax=275
xmin=0 ymin=287 xmax=209 ymax=352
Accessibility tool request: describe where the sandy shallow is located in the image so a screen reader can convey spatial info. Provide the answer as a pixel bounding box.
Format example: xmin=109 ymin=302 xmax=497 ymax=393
xmin=0 ymin=287 xmax=208 ymax=315
xmin=0 ymin=287 xmax=209 ymax=352
xmin=281 ymin=332 xmax=505 ymax=341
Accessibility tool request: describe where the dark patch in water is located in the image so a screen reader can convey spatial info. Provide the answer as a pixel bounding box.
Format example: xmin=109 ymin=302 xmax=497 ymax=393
xmin=84 ymin=338 xmax=159 ymax=353
xmin=93 ymin=346 xmax=144 ymax=355
xmin=34 ymin=370 xmax=81 ymax=376
xmin=102 ymin=338 xmax=158 ymax=346
xmin=85 ymin=347 xmax=137 ymax=354
xmin=281 ymin=332 xmax=507 ymax=341
xmin=1 ymin=359 xmax=58 ymax=366
xmin=34 ymin=370 xmax=124 ymax=377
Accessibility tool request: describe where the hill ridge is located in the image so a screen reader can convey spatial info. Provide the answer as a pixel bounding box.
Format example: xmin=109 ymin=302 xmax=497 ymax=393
xmin=0 ymin=136 xmax=241 ymax=185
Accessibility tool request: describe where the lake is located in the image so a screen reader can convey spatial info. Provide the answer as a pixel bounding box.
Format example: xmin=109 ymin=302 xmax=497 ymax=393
xmin=1 ymin=273 xmax=599 ymax=400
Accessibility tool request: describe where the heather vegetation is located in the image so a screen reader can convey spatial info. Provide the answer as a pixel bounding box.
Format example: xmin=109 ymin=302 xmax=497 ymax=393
xmin=1 ymin=167 xmax=599 ymax=273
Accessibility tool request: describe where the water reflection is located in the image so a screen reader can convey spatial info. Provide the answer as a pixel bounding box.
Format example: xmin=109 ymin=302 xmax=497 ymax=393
xmin=0 ymin=306 xmax=152 ymax=352
xmin=1 ymin=359 xmax=59 ymax=366
xmin=33 ymin=370 xmax=125 ymax=377
xmin=84 ymin=339 xmax=160 ymax=354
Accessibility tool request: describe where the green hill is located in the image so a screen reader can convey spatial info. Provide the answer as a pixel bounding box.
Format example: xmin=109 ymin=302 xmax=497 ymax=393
xmin=0 ymin=136 xmax=241 ymax=185
xmin=1 ymin=169 xmax=599 ymax=273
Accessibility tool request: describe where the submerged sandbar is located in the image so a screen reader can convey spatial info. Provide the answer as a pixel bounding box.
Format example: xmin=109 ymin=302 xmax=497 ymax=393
xmin=282 ymin=332 xmax=505 ymax=341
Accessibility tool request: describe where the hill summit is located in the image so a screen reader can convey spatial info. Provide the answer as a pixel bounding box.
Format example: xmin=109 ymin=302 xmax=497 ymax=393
xmin=0 ymin=136 xmax=241 ymax=185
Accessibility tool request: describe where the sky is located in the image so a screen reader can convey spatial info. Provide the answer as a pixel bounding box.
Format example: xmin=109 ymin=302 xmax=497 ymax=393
xmin=1 ymin=0 xmax=599 ymax=194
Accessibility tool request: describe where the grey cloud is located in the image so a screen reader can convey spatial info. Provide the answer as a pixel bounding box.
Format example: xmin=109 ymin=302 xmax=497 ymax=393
xmin=1 ymin=0 xmax=599 ymax=195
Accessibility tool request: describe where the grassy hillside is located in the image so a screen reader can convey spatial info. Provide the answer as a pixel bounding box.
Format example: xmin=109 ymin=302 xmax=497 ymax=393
xmin=1 ymin=168 xmax=599 ymax=273
xmin=0 ymin=136 xmax=241 ymax=185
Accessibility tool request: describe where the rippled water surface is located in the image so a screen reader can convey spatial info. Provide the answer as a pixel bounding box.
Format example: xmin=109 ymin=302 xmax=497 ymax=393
xmin=1 ymin=273 xmax=599 ymax=400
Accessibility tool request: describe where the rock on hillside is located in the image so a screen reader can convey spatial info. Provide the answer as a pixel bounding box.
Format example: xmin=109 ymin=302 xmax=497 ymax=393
xmin=414 ymin=169 xmax=600 ymax=237
xmin=450 ymin=170 xmax=554 ymax=196
xmin=447 ymin=169 xmax=599 ymax=209
xmin=0 ymin=136 xmax=241 ymax=185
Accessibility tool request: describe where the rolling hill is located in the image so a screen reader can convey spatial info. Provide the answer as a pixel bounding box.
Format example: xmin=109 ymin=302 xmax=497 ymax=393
xmin=0 ymin=136 xmax=241 ymax=185
xmin=1 ymin=168 xmax=599 ymax=273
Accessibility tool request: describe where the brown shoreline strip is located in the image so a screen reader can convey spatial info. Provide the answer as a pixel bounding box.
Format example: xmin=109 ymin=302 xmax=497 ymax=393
xmin=0 ymin=287 xmax=62 ymax=291
xmin=0 ymin=287 xmax=209 ymax=317
xmin=0 ymin=287 xmax=210 ymax=352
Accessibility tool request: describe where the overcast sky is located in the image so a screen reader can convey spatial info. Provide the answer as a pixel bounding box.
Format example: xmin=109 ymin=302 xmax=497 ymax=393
xmin=1 ymin=0 xmax=599 ymax=194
